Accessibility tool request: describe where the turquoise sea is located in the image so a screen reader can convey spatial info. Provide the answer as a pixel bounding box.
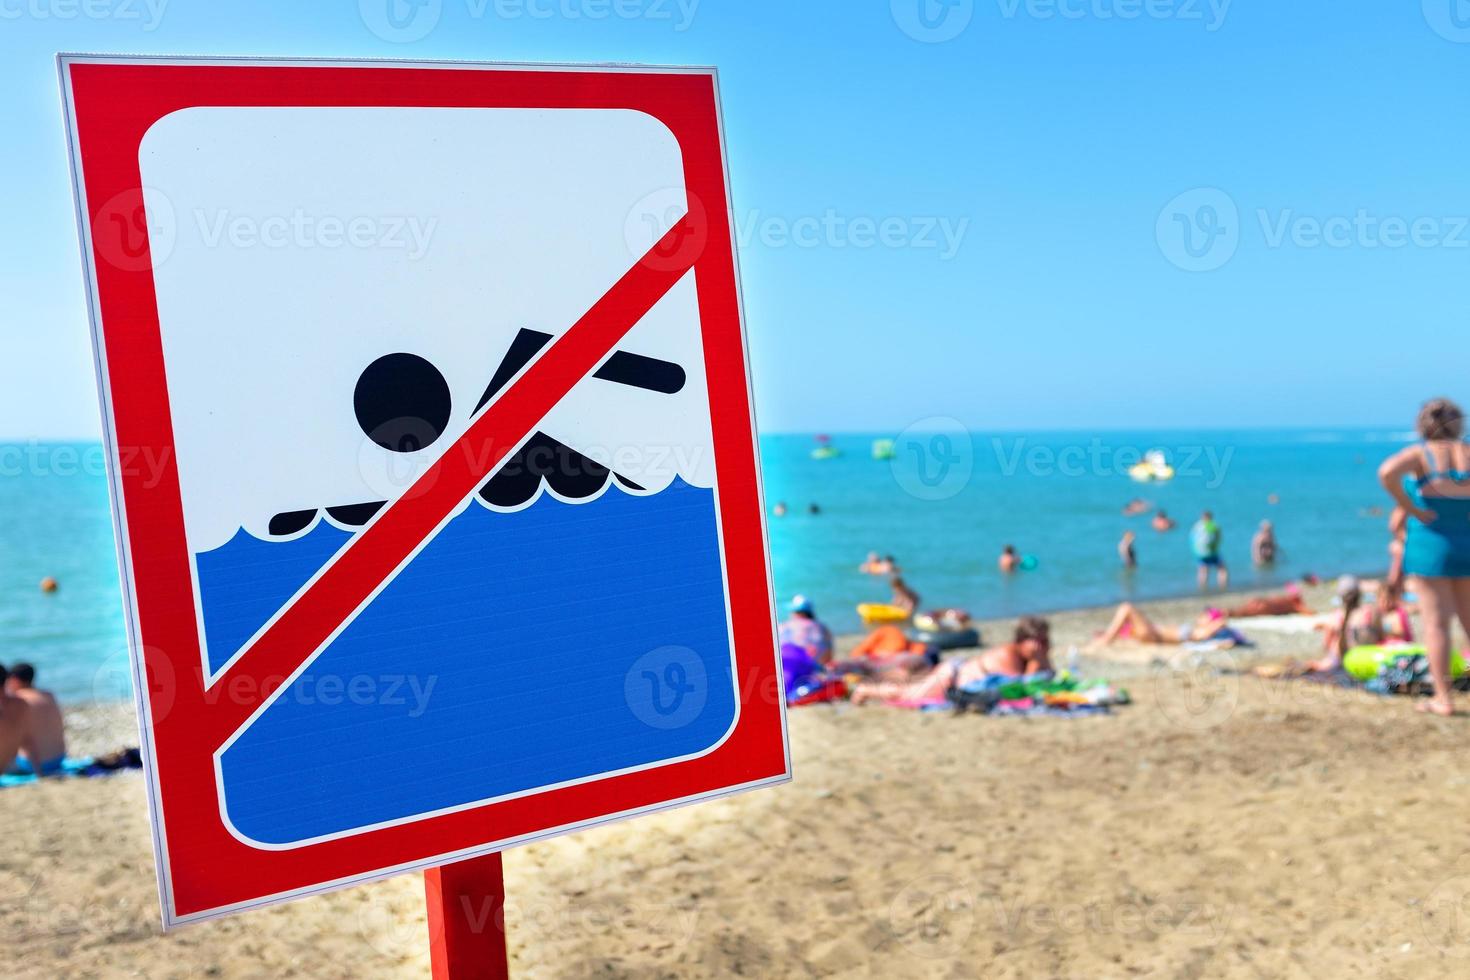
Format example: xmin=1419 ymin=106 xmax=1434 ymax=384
xmin=0 ymin=429 xmax=1411 ymax=702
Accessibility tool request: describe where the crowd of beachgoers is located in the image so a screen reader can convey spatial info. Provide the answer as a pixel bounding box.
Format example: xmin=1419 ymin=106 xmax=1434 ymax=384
xmin=777 ymin=397 xmax=1470 ymax=718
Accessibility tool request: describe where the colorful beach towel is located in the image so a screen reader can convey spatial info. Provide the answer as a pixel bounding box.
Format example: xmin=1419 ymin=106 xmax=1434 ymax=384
xmin=0 ymin=748 xmax=142 ymax=789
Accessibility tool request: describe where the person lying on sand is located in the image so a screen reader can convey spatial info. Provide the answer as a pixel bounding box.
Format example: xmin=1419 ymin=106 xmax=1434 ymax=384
xmin=851 ymin=617 xmax=1051 ymax=705
xmin=4 ymin=663 xmax=66 ymax=776
xmin=0 ymin=664 xmax=33 ymax=775
xmin=830 ymin=625 xmax=937 ymax=679
xmin=1222 ymin=584 xmax=1313 ymax=618
xmin=1087 ymin=604 xmax=1243 ymax=650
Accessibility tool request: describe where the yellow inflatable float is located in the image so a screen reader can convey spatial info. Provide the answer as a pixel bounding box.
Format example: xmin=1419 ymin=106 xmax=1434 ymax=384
xmin=857 ymin=603 xmax=911 ymax=625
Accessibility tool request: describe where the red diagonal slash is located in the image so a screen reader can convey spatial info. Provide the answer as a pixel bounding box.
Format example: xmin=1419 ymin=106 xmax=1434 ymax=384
xmin=203 ymin=217 xmax=699 ymax=743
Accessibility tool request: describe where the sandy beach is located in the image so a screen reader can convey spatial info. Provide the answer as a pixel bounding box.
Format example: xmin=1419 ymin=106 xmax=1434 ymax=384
xmin=6 ymin=584 xmax=1469 ymax=978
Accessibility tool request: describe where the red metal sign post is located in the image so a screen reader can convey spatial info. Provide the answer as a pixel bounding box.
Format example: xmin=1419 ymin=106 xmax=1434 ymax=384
xmin=425 ymin=855 xmax=510 ymax=979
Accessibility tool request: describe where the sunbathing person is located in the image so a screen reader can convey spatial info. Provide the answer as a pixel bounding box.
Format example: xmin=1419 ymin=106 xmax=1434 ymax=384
xmin=851 ymin=617 xmax=1052 ymax=705
xmin=4 ymin=663 xmax=66 ymax=776
xmin=1222 ymin=585 xmax=1313 ymax=618
xmin=1087 ymin=604 xmax=1243 ymax=649
xmin=0 ymin=664 xmax=32 ymax=775
xmin=830 ymin=625 xmax=936 ymax=679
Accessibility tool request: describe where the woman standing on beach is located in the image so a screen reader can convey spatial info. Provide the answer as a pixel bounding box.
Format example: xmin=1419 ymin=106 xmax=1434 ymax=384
xmin=1378 ymin=398 xmax=1470 ymax=716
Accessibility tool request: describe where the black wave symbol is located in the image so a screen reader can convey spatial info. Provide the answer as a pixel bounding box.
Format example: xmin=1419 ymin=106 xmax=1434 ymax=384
xmin=266 ymin=329 xmax=680 ymax=537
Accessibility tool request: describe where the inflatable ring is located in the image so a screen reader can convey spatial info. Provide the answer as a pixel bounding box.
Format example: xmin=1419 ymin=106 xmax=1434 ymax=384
xmin=858 ymin=603 xmax=911 ymax=625
xmin=1343 ymin=644 xmax=1466 ymax=682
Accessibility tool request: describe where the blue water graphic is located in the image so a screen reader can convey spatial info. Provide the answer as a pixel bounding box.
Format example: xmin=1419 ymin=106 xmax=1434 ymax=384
xmin=211 ymin=480 xmax=737 ymax=845
xmin=196 ymin=522 xmax=352 ymax=675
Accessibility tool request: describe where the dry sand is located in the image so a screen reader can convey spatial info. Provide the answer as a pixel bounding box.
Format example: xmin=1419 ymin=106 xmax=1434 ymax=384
xmin=6 ymin=585 xmax=1470 ymax=978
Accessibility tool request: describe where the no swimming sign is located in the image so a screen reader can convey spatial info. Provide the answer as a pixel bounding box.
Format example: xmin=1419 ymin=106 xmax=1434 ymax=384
xmin=60 ymin=54 xmax=788 ymax=927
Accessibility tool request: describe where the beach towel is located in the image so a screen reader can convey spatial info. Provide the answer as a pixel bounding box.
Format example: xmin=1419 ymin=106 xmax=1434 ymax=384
xmin=1183 ymin=627 xmax=1254 ymax=653
xmin=0 ymin=748 xmax=143 ymax=789
xmin=1230 ymin=614 xmax=1332 ymax=635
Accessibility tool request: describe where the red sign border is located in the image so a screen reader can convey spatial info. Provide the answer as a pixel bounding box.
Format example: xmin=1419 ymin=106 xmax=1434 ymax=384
xmin=59 ymin=55 xmax=789 ymax=927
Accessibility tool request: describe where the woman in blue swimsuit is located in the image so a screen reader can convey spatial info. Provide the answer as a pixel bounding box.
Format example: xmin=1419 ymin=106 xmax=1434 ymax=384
xmin=1379 ymin=398 xmax=1470 ymax=716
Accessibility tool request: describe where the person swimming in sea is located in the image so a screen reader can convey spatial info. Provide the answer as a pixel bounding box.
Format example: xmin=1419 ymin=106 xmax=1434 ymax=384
xmin=1123 ymin=498 xmax=1151 ymax=517
xmin=1151 ymin=509 xmax=1177 ymax=532
xmin=859 ymin=553 xmax=897 ymax=576
xmin=1119 ymin=530 xmax=1138 ymax=569
xmin=1251 ymin=520 xmax=1278 ymax=567
xmin=998 ymin=545 xmax=1021 ymax=574
xmin=1377 ymin=397 xmax=1470 ymax=716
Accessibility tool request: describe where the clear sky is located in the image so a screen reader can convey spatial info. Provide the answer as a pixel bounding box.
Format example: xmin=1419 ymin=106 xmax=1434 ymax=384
xmin=3 ymin=1 xmax=1467 ymax=438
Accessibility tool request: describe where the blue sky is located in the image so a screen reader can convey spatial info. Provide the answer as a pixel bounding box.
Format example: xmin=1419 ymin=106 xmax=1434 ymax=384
xmin=2 ymin=1 xmax=1467 ymax=438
